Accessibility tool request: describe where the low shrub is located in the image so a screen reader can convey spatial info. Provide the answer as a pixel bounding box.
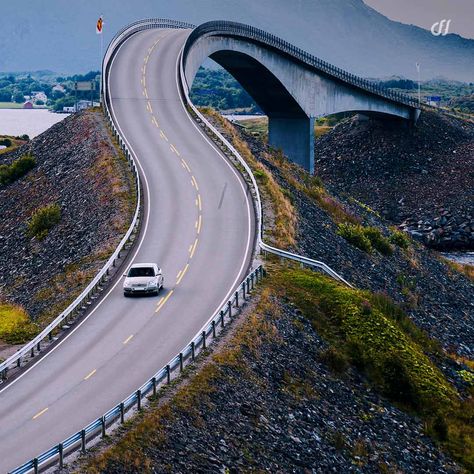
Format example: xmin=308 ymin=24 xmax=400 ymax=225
xmin=319 ymin=347 xmax=349 ymax=374
xmin=0 ymin=303 xmax=37 ymax=344
xmin=0 ymin=138 xmax=12 ymax=147
xmin=0 ymin=154 xmax=36 ymax=185
xmin=390 ymin=229 xmax=411 ymax=249
xmin=337 ymin=224 xmax=394 ymax=255
xmin=337 ymin=223 xmax=372 ymax=253
xmin=27 ymin=203 xmax=61 ymax=240
xmin=364 ymin=227 xmax=393 ymax=255
xmin=253 ymin=169 xmax=268 ymax=184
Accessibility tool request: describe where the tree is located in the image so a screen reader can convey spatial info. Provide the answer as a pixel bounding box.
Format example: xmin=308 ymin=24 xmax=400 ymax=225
xmin=14 ymin=92 xmax=25 ymax=103
xmin=0 ymin=89 xmax=12 ymax=102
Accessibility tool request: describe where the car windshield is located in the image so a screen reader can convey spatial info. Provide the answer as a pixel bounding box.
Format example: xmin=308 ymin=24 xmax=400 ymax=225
xmin=128 ymin=267 xmax=155 ymax=277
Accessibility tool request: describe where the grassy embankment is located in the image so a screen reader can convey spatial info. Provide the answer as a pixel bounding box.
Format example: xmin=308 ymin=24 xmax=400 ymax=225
xmin=0 ymin=102 xmax=23 ymax=109
xmin=80 ymin=266 xmax=473 ymax=472
xmin=0 ymin=135 xmax=29 ymax=155
xmin=80 ymin=110 xmax=473 ymax=472
xmin=0 ymin=110 xmax=137 ymax=345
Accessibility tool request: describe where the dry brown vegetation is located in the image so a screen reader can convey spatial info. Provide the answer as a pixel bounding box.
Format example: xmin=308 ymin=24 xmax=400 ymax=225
xmin=202 ymin=108 xmax=297 ymax=249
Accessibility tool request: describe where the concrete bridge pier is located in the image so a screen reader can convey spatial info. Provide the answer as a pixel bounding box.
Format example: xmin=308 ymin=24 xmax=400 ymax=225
xmin=268 ymin=116 xmax=315 ymax=174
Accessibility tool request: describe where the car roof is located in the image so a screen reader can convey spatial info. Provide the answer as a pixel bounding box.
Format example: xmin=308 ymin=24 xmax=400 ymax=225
xmin=129 ymin=263 xmax=158 ymax=268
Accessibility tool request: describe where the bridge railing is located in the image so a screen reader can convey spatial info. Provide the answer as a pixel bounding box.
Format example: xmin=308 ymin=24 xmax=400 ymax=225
xmin=183 ymin=21 xmax=419 ymax=109
xmin=9 ymin=265 xmax=265 ymax=474
xmin=179 ymin=39 xmax=353 ymax=288
xmin=0 ymin=19 xmax=197 ymax=383
xmin=8 ymin=18 xmax=355 ymax=473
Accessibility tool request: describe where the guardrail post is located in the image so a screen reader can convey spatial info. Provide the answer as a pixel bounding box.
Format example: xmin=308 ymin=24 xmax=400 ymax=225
xmin=152 ymin=377 xmax=157 ymax=396
xmin=59 ymin=443 xmax=64 ymax=468
xmin=81 ymin=429 xmax=86 ymax=453
xmin=120 ymin=402 xmax=125 ymax=424
xmin=247 ymin=277 xmax=251 ymax=294
xmin=37 ymin=341 xmax=41 ymax=352
xmin=228 ymin=300 xmax=232 ymax=318
xmin=202 ymin=330 xmax=207 ymax=349
xmin=191 ymin=342 xmax=195 ymax=361
xmin=48 ymin=331 xmax=53 ymax=341
xmin=179 ymin=353 xmax=184 ymax=372
xmin=166 ymin=364 xmax=171 ymax=384
xmin=242 ymin=282 xmax=246 ymax=300
xmin=235 ymin=290 xmax=239 ymax=308
xmin=2 ymin=368 xmax=7 ymax=380
xmin=31 ymin=347 xmax=35 ymax=358
xmin=251 ymin=274 xmax=254 ymax=290
xmin=33 ymin=458 xmax=39 ymax=474
xmin=212 ymin=320 xmax=216 ymax=338
xmin=220 ymin=310 xmax=225 ymax=328
xmin=136 ymin=390 xmax=142 ymax=411
xmin=17 ymin=357 xmax=21 ymax=368
xmin=101 ymin=416 xmax=106 ymax=437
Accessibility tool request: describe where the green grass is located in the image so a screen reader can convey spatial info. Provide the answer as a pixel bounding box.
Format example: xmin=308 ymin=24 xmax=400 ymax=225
xmin=390 ymin=229 xmax=411 ymax=250
xmin=0 ymin=154 xmax=36 ymax=185
xmin=27 ymin=203 xmax=61 ymax=240
xmin=337 ymin=223 xmax=393 ymax=255
xmin=271 ymin=268 xmax=474 ymax=470
xmin=0 ymin=102 xmax=23 ymax=109
xmin=0 ymin=304 xmax=37 ymax=344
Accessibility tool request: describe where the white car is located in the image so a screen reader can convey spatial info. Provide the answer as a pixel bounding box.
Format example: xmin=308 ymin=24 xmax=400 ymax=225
xmin=123 ymin=263 xmax=164 ymax=296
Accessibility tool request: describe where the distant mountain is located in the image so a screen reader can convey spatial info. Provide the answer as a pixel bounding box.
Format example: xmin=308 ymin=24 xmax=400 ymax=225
xmin=0 ymin=0 xmax=472 ymax=81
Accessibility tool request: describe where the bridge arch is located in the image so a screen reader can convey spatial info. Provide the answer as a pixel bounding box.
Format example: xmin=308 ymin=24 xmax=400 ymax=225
xmin=182 ymin=21 xmax=420 ymax=173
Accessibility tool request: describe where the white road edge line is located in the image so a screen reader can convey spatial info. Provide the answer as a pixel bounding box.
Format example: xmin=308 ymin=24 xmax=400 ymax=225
xmin=174 ymin=42 xmax=253 ymax=337
xmin=0 ymin=34 xmax=156 ymax=396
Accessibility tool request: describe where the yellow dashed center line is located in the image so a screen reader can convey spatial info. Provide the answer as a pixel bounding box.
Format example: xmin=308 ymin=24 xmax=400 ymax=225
xmin=190 ymin=238 xmax=199 ymax=259
xmin=176 ymin=269 xmax=183 ymax=280
xmin=197 ymin=194 xmax=202 ymax=211
xmin=176 ymin=264 xmax=189 ymax=285
xmin=197 ymin=215 xmax=202 ymax=234
xmin=123 ymin=334 xmax=134 ymax=345
xmin=84 ymin=369 xmax=97 ymax=381
xmin=152 ymin=117 xmax=159 ymax=127
xmin=181 ymin=159 xmax=191 ymax=173
xmin=32 ymin=407 xmax=48 ymax=420
xmin=160 ymin=130 xmax=168 ymax=142
xmin=170 ymin=144 xmax=180 ymax=156
xmin=156 ymin=290 xmax=174 ymax=313
xmin=191 ymin=176 xmax=199 ymax=190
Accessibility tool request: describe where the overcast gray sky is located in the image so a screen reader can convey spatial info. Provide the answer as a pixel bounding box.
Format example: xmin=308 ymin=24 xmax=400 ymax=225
xmin=364 ymin=0 xmax=474 ymax=38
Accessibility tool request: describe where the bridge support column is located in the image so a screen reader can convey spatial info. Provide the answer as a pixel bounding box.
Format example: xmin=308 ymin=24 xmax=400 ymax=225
xmin=268 ymin=117 xmax=315 ymax=173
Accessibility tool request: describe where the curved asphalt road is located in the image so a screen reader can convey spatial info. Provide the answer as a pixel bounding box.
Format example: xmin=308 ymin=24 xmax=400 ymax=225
xmin=0 ymin=28 xmax=255 ymax=472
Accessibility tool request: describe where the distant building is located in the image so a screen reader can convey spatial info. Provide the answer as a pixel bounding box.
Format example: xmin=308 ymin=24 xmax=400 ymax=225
xmin=32 ymin=91 xmax=48 ymax=103
xmin=23 ymin=101 xmax=34 ymax=109
xmin=63 ymin=106 xmax=75 ymax=113
xmin=52 ymin=84 xmax=66 ymax=94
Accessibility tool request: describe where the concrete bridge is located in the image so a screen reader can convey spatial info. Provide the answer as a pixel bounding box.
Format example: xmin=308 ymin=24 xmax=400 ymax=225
xmin=182 ymin=21 xmax=421 ymax=173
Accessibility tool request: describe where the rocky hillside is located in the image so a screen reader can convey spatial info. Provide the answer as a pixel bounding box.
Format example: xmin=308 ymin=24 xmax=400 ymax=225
xmin=206 ymin=110 xmax=473 ymax=358
xmin=66 ymin=110 xmax=473 ymax=474
xmin=0 ymin=110 xmax=135 ymax=354
xmin=315 ymin=111 xmax=474 ymax=250
xmin=71 ymin=284 xmax=463 ymax=473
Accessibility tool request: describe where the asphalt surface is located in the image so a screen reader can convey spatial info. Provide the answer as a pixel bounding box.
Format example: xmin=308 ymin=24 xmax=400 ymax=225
xmin=0 ymin=28 xmax=255 ymax=472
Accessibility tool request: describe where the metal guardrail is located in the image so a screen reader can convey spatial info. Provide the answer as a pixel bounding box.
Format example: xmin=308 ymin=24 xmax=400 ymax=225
xmin=179 ymin=37 xmax=353 ymax=288
xmin=10 ymin=265 xmax=265 ymax=474
xmin=0 ymin=18 xmax=197 ymax=383
xmin=183 ymin=21 xmax=419 ymax=109
xmin=9 ymin=17 xmax=358 ymax=473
